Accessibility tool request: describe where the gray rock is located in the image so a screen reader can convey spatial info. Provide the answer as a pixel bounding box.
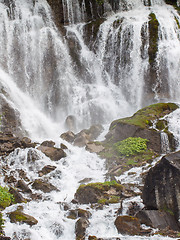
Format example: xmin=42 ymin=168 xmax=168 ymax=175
xmin=142 ymin=151 xmax=180 ymax=221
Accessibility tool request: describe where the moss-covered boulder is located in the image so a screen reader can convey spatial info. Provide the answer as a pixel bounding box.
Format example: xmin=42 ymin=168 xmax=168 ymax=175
xmin=0 ymin=186 xmax=14 ymax=209
xmin=8 ymin=209 xmax=38 ymax=226
xmin=75 ymin=181 xmax=123 ymax=204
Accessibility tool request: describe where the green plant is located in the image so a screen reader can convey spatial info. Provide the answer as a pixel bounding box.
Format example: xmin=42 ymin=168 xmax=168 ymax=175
xmin=0 ymin=186 xmax=14 ymax=209
xmin=0 ymin=212 xmax=4 ymax=232
xmin=114 ymin=137 xmax=148 ymax=157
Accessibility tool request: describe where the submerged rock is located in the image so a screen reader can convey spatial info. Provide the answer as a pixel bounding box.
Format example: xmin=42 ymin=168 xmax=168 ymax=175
xmin=38 ymin=165 xmax=57 ymax=177
xmin=142 ymin=151 xmax=180 ymax=221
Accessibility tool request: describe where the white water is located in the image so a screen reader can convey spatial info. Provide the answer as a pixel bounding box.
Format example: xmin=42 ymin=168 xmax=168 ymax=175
xmin=0 ymin=0 xmax=180 ymax=239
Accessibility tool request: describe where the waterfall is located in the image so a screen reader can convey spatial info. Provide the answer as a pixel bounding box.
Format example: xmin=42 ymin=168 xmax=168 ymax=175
xmin=0 ymin=1 xmax=180 ymax=239
xmin=160 ymin=132 xmax=170 ymax=153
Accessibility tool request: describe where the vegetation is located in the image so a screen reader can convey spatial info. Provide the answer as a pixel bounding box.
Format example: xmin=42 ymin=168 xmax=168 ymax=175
xmin=0 ymin=186 xmax=14 ymax=209
xmin=114 ymin=137 xmax=148 ymax=157
xmin=77 ymin=180 xmax=123 ymax=192
xmin=0 ymin=212 xmax=4 ymax=233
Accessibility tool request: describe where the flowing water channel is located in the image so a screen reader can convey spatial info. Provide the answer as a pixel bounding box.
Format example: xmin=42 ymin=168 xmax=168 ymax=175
xmin=0 ymin=0 xmax=180 ymax=239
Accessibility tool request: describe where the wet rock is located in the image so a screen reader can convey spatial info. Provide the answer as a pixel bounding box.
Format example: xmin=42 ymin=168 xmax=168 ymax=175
xmin=8 ymin=209 xmax=38 ymax=226
xmin=0 ymin=236 xmax=11 ymax=240
xmin=38 ymin=165 xmax=57 ymax=177
xmin=67 ymin=209 xmax=91 ymax=220
xmin=65 ymin=115 xmax=76 ymax=132
xmin=16 ymin=180 xmax=32 ymax=194
xmin=60 ymin=131 xmax=76 ymax=143
xmin=4 ymin=175 xmax=17 ymax=184
xmin=41 ymin=140 xmax=55 ymax=147
xmin=37 ymin=145 xmax=66 ymax=161
xmin=74 ymin=125 xmax=103 ymax=147
xmin=86 ymin=142 xmax=105 ymax=153
xmin=32 ymin=179 xmax=58 ymax=193
xmin=127 ymin=202 xmax=141 ymax=216
xmin=75 ymin=181 xmax=123 ymax=204
xmin=75 ymin=217 xmax=89 ymax=240
xmin=9 ymin=187 xmax=27 ymax=203
xmin=60 ymin=143 xmax=68 ymax=149
xmin=21 ymin=137 xmax=36 ymax=148
xmin=79 ymin=178 xmax=92 ymax=184
xmin=136 ymin=210 xmax=180 ymax=231
xmin=114 ymin=215 xmax=141 ymax=235
xmin=142 ymin=151 xmax=180 ymax=221
xmin=17 ymin=169 xmax=30 ymax=182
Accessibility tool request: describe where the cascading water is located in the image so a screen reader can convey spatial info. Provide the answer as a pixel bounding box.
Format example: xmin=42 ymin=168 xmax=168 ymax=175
xmin=0 ymin=0 xmax=180 ymax=239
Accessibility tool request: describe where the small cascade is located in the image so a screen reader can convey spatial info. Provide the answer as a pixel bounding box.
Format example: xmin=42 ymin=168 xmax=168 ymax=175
xmin=160 ymin=132 xmax=170 ymax=153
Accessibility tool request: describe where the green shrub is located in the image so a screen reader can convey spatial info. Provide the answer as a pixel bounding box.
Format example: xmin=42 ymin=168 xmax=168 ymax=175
xmin=114 ymin=137 xmax=148 ymax=157
xmin=0 ymin=186 xmax=14 ymax=209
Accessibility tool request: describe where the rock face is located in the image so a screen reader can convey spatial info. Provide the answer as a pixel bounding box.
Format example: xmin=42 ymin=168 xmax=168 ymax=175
xmin=142 ymin=151 xmax=180 ymax=221
xmin=114 ymin=216 xmax=141 ymax=235
xmin=75 ymin=218 xmax=90 ymax=240
xmin=136 ymin=210 xmax=180 ymax=231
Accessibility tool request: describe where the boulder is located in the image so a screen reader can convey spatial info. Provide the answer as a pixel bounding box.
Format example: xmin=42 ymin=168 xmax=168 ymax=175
xmin=8 ymin=209 xmax=38 ymax=226
xmin=16 ymin=180 xmax=32 ymax=194
xmin=27 ymin=149 xmax=40 ymax=162
xmin=60 ymin=131 xmax=76 ymax=143
xmin=106 ymin=103 xmax=178 ymax=153
xmin=67 ymin=208 xmax=91 ymax=220
xmin=37 ymin=145 xmax=66 ymax=161
xmin=86 ymin=142 xmax=105 ymax=153
xmin=114 ymin=215 xmax=141 ymax=235
xmin=9 ymin=187 xmax=27 ymax=204
xmin=142 ymin=151 xmax=180 ymax=221
xmin=75 ymin=218 xmax=90 ymax=240
xmin=75 ymin=181 xmax=123 ymax=204
xmin=40 ymin=140 xmax=55 ymax=147
xmin=32 ymin=179 xmax=57 ymax=193
xmin=136 ymin=210 xmax=180 ymax=231
xmin=74 ymin=125 xmax=103 ymax=147
xmin=38 ymin=165 xmax=57 ymax=177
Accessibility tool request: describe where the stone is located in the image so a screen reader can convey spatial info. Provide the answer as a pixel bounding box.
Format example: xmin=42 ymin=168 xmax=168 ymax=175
xmin=38 ymin=165 xmax=57 ymax=176
xmin=40 ymin=140 xmax=55 ymax=147
xmin=60 ymin=131 xmax=76 ymax=143
xmin=65 ymin=115 xmax=76 ymax=132
xmin=114 ymin=216 xmax=141 ymax=235
xmin=8 ymin=210 xmax=38 ymax=226
xmin=75 ymin=218 xmax=89 ymax=240
xmin=86 ymin=142 xmax=105 ymax=153
xmin=75 ymin=182 xmax=123 ymax=204
xmin=37 ymin=145 xmax=66 ymax=161
xmin=136 ymin=210 xmax=180 ymax=231
xmin=16 ymin=180 xmax=32 ymax=194
xmin=60 ymin=143 xmax=68 ymax=149
xmin=32 ymin=179 xmax=57 ymax=193
xmin=142 ymin=151 xmax=180 ymax=221
xmin=9 ymin=187 xmax=27 ymax=204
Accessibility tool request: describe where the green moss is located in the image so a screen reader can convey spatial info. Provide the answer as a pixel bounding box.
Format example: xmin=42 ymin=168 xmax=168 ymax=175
xmin=0 ymin=186 xmax=14 ymax=209
xmin=114 ymin=137 xmax=148 ymax=157
xmin=110 ymin=103 xmax=178 ymax=130
xmin=98 ymin=196 xmax=120 ymax=204
xmin=77 ymin=180 xmax=123 ymax=193
xmin=156 ymin=120 xmax=167 ymax=130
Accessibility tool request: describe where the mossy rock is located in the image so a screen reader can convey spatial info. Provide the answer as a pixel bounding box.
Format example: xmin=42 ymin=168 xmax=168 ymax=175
xmin=8 ymin=210 xmax=38 ymax=226
xmin=0 ymin=212 xmax=4 ymax=233
xmin=110 ymin=103 xmax=178 ymax=130
xmin=75 ymin=181 xmax=123 ymax=204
